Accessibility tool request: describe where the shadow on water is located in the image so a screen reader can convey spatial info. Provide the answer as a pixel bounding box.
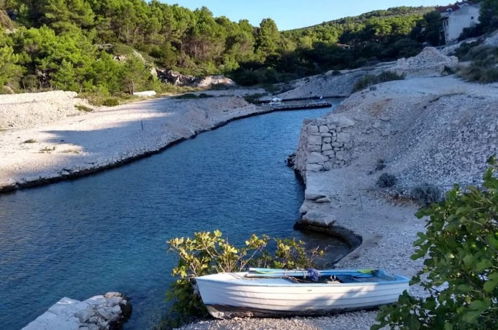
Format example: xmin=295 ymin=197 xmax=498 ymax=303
xmin=0 ymin=102 xmax=350 ymax=329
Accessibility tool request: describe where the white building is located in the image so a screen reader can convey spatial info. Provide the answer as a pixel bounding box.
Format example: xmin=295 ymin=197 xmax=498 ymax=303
xmin=440 ymin=2 xmax=481 ymax=44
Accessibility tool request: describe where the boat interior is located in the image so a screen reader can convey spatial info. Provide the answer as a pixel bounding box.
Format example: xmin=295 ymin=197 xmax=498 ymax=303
xmin=244 ymin=270 xmax=399 ymax=284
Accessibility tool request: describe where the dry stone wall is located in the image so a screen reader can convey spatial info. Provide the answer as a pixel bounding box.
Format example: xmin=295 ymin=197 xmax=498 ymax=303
xmin=295 ymin=115 xmax=356 ymax=179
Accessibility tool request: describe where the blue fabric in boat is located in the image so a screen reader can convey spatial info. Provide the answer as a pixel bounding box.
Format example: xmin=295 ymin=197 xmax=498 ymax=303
xmin=306 ymin=269 xmax=320 ymax=282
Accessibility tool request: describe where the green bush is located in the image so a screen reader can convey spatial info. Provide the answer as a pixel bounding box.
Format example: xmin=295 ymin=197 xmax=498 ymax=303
xmin=75 ymin=104 xmax=93 ymax=112
xmin=243 ymin=93 xmax=267 ymax=104
xmin=459 ymin=61 xmax=498 ymax=83
xmin=353 ymin=71 xmax=405 ymax=92
xmin=411 ymin=183 xmax=442 ymax=206
xmin=455 ymin=44 xmax=498 ymax=83
xmin=166 ymin=230 xmax=324 ymax=325
xmin=453 ymin=41 xmax=482 ymax=60
xmin=0 ymin=2 xmax=453 ymax=94
xmin=173 ymin=93 xmax=214 ymax=99
xmin=373 ymin=158 xmax=498 ymax=330
xmin=480 ymin=0 xmax=498 ymax=33
xmin=377 ymin=173 xmax=397 ymax=188
xmin=102 ymin=98 xmax=120 ymax=106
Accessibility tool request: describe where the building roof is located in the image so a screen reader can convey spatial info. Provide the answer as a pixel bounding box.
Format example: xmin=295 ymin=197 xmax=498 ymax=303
xmin=436 ymin=1 xmax=479 ymax=13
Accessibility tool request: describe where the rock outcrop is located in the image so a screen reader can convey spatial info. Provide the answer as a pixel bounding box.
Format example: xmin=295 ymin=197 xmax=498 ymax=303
xmin=23 ymin=292 xmax=131 ymax=330
xmin=157 ymin=69 xmax=236 ymax=88
xmin=196 ymin=75 xmax=236 ymax=88
xmin=157 ymin=69 xmax=197 ymax=86
xmin=391 ymin=47 xmax=458 ymax=77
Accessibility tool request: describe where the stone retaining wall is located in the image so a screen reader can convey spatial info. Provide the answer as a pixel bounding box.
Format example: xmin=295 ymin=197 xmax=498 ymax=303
xmin=295 ymin=115 xmax=356 ymax=179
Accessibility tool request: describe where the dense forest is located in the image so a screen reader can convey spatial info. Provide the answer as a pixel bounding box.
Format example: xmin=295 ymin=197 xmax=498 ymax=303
xmin=0 ymin=0 xmax=497 ymax=99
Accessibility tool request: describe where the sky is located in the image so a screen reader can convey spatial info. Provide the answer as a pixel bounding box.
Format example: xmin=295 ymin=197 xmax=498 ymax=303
xmin=161 ymin=0 xmax=454 ymax=30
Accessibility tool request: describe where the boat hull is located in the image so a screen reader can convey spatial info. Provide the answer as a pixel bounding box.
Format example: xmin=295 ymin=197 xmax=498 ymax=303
xmin=205 ymin=302 xmax=387 ymax=319
xmin=196 ymin=271 xmax=409 ymax=319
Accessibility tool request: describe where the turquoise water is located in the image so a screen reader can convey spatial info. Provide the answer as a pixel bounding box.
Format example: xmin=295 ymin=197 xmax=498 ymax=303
xmin=0 ymin=103 xmax=349 ymax=329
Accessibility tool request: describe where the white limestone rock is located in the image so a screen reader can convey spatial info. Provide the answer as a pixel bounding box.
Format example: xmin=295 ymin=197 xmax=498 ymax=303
xmin=305 ymin=192 xmax=328 ymax=201
xmin=196 ymin=75 xmax=236 ymax=88
xmin=23 ymin=298 xmax=84 ymax=330
xmin=322 ymin=144 xmax=333 ymax=152
xmin=308 ymin=125 xmax=319 ymax=133
xmin=133 ymin=90 xmax=157 ymax=97
xmin=330 ymin=116 xmax=355 ymax=128
xmin=308 ymin=152 xmax=328 ymax=164
xmin=308 ymin=135 xmax=322 ymax=145
xmin=307 ymin=164 xmax=323 ymax=172
xmin=315 ymin=196 xmax=332 ymax=203
xmin=336 ymin=132 xmax=351 ymax=143
xmin=23 ymin=293 xmax=130 ymax=330
xmin=391 ymin=47 xmax=458 ymax=77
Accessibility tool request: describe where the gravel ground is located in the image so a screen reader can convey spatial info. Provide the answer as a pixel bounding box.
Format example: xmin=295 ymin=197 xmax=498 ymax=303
xmin=0 ymin=91 xmax=91 ymax=130
xmin=180 ymin=312 xmax=377 ymax=330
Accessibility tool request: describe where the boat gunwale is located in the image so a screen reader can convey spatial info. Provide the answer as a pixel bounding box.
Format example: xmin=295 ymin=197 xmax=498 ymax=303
xmin=196 ymin=271 xmax=410 ymax=287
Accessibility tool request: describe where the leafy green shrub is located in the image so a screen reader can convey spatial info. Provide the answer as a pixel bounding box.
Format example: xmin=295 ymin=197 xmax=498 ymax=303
xmin=442 ymin=65 xmax=456 ymax=76
xmin=375 ymin=159 xmax=386 ymax=172
xmin=455 ymin=44 xmax=498 ymax=83
xmin=166 ymin=230 xmax=324 ymax=325
xmin=75 ymin=104 xmax=93 ymax=112
xmin=453 ymin=41 xmax=482 ymax=60
xmin=243 ymin=93 xmax=267 ymax=104
xmin=373 ymin=158 xmax=498 ymax=330
xmin=102 ymin=98 xmax=120 ymax=107
xmin=377 ymin=173 xmax=397 ymax=188
xmin=459 ymin=44 xmax=498 ymax=63
xmin=411 ymin=183 xmax=442 ymax=206
xmin=39 ymin=146 xmax=56 ymax=153
xmin=353 ymin=71 xmax=405 ymax=92
xmin=480 ymin=0 xmax=498 ymax=33
xmin=209 ymin=83 xmax=232 ymax=90
xmin=458 ymin=25 xmax=484 ymax=41
xmin=459 ymin=61 xmax=498 ymax=83
xmin=173 ymin=93 xmax=214 ymax=99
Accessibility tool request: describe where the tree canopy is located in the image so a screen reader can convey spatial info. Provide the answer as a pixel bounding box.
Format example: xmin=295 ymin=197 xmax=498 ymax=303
xmin=0 ymin=1 xmax=480 ymax=94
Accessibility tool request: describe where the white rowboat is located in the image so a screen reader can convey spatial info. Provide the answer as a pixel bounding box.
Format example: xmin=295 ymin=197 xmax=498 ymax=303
xmin=196 ymin=268 xmax=409 ymax=319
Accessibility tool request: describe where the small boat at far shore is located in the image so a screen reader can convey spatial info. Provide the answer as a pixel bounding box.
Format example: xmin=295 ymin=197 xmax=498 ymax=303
xmin=196 ymin=268 xmax=409 ymax=319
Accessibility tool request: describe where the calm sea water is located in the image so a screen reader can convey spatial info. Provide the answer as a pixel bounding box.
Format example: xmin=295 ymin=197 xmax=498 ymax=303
xmin=0 ymin=102 xmax=349 ymax=329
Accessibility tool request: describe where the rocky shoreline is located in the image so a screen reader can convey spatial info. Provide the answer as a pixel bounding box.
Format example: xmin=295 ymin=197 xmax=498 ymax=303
xmin=180 ymin=48 xmax=497 ymax=329
xmin=0 ymin=89 xmax=285 ymax=193
xmin=23 ymin=292 xmax=131 ymax=330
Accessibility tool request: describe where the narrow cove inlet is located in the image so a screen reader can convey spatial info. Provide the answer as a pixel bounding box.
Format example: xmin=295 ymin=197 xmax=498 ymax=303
xmin=0 ymin=103 xmax=351 ymax=329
